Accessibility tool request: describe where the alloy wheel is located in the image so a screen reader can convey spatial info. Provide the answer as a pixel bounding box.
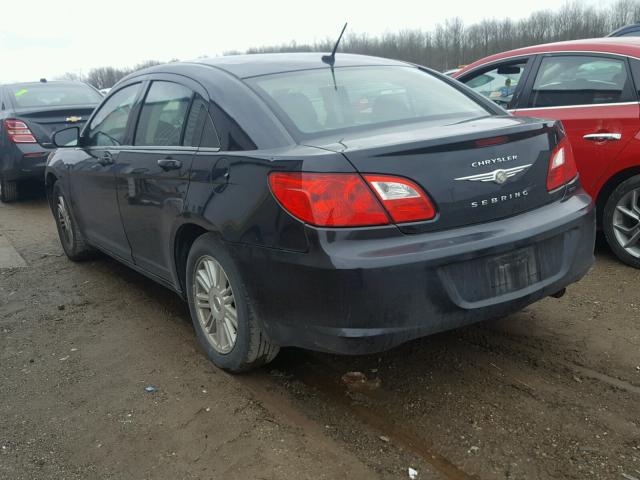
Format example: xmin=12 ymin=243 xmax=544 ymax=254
xmin=56 ymin=196 xmax=73 ymax=246
xmin=612 ymin=187 xmax=640 ymax=258
xmin=193 ymin=255 xmax=238 ymax=354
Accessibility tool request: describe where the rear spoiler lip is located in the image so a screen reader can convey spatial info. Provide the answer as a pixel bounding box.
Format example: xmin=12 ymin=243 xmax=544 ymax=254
xmin=304 ymin=116 xmax=561 ymax=155
xmin=12 ymin=104 xmax=99 ymax=116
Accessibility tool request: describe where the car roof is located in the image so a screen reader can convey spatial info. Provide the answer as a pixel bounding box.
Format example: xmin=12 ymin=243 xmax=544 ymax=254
xmin=608 ymin=23 xmax=640 ymax=37
xmin=187 ymin=52 xmax=410 ymax=78
xmin=457 ymin=37 xmax=640 ymax=76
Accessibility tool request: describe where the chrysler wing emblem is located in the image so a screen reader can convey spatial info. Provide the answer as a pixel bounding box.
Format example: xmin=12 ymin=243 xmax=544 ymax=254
xmin=66 ymin=116 xmax=82 ymax=123
xmin=455 ymin=164 xmax=532 ymax=185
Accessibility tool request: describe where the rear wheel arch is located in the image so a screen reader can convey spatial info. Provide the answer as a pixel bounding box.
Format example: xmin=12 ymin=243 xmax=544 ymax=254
xmin=595 ymin=166 xmax=640 ymax=228
xmin=185 ymin=231 xmax=279 ymax=371
xmin=173 ymin=223 xmax=219 ymax=295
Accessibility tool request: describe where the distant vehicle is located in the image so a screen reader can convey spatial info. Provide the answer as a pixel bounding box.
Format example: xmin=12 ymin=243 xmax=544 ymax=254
xmin=443 ymin=68 xmax=461 ymax=76
xmin=607 ymin=23 xmax=640 ymax=37
xmin=455 ymin=37 xmax=640 ymax=268
xmin=0 ymin=80 xmax=101 ymax=202
xmin=46 ymin=53 xmax=594 ymax=372
xmin=99 ymin=88 xmax=111 ymax=96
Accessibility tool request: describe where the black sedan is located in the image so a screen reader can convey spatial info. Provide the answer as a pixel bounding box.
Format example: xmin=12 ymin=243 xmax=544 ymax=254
xmin=0 ymin=80 xmax=102 ymax=202
xmin=46 ymin=53 xmax=595 ymax=372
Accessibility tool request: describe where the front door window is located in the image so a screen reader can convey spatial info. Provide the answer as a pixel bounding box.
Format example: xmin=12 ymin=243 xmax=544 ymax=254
xmin=86 ymin=84 xmax=140 ymax=147
xmin=462 ymin=61 xmax=527 ymax=108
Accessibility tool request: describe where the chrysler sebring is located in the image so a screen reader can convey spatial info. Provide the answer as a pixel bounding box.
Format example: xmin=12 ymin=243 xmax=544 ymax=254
xmin=0 ymin=80 xmax=101 ymax=202
xmin=46 ymin=53 xmax=595 ymax=371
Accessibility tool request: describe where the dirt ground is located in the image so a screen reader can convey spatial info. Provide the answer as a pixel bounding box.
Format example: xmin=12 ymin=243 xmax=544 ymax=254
xmin=1 ymin=195 xmax=639 ymax=480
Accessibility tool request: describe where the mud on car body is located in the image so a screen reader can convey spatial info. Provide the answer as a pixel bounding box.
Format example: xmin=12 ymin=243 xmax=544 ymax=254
xmin=45 ymin=53 xmax=595 ymax=371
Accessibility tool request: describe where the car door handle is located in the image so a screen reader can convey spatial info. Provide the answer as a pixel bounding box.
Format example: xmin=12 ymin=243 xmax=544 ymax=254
xmin=97 ymin=151 xmax=114 ymax=166
xmin=583 ymin=133 xmax=622 ymax=142
xmin=157 ymin=158 xmax=182 ymax=171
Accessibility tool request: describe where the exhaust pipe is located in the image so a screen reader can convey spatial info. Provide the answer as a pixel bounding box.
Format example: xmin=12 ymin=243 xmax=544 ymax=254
xmin=550 ymin=288 xmax=566 ymax=299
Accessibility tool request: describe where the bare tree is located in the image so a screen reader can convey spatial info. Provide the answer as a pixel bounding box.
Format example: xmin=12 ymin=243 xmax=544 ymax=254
xmin=58 ymin=60 xmax=169 ymax=89
xmin=232 ymin=0 xmax=640 ymax=70
xmin=58 ymin=0 xmax=640 ymax=80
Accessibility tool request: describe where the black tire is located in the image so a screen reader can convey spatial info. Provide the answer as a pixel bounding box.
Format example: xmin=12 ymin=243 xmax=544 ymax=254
xmin=0 ymin=179 xmax=18 ymax=203
xmin=51 ymin=181 xmax=94 ymax=261
xmin=185 ymin=233 xmax=279 ymax=372
xmin=603 ymin=174 xmax=640 ymax=269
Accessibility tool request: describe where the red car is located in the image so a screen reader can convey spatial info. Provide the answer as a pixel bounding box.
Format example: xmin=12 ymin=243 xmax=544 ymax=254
xmin=455 ymin=38 xmax=640 ymax=268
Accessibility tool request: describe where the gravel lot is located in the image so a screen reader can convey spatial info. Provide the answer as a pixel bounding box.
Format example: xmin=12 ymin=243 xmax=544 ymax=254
xmin=1 ymin=196 xmax=639 ymax=480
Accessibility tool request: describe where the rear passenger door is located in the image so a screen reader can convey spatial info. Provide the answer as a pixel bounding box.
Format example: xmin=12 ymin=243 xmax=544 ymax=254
xmin=116 ymin=78 xmax=206 ymax=281
xmin=513 ymin=54 xmax=640 ymax=193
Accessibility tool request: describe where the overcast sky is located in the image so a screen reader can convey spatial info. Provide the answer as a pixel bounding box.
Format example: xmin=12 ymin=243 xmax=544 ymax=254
xmin=0 ymin=0 xmax=613 ymax=83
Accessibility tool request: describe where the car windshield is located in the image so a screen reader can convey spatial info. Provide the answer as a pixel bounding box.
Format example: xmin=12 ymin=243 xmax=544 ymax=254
xmin=9 ymin=83 xmax=102 ymax=108
xmin=247 ymin=66 xmax=489 ymax=137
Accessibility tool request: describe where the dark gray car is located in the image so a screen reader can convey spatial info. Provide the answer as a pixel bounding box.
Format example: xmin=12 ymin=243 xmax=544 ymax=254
xmin=45 ymin=54 xmax=596 ymax=371
xmin=0 ymin=80 xmax=101 ymax=202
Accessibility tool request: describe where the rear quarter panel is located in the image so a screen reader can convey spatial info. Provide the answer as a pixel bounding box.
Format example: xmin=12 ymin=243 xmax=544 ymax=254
xmin=181 ymin=144 xmax=357 ymax=253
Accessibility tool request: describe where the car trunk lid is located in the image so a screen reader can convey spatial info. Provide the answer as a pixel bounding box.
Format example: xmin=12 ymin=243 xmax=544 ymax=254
xmin=14 ymin=105 xmax=96 ymax=147
xmin=305 ymin=115 xmax=563 ymax=234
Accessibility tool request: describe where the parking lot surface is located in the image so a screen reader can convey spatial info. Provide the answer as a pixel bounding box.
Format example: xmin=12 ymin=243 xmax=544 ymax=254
xmin=1 ymin=197 xmax=639 ymax=479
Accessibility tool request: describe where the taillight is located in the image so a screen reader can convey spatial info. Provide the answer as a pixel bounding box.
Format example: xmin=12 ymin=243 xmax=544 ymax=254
xmin=268 ymin=172 xmax=436 ymax=227
xmin=3 ymin=119 xmax=37 ymax=143
xmin=363 ymin=174 xmax=436 ymax=223
xmin=546 ymin=136 xmax=577 ymax=191
xmin=269 ymin=172 xmax=389 ymax=227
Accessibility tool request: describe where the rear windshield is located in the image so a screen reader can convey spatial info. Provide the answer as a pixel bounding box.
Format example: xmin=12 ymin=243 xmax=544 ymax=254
xmin=246 ymin=66 xmax=489 ymax=137
xmin=8 ymin=83 xmax=102 ymax=108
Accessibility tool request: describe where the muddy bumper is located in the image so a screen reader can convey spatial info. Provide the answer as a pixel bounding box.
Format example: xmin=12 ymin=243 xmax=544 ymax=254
xmin=230 ymin=190 xmax=595 ymax=355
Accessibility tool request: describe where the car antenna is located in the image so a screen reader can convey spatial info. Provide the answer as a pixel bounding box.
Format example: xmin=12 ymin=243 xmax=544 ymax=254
xmin=321 ymin=22 xmax=347 ymax=90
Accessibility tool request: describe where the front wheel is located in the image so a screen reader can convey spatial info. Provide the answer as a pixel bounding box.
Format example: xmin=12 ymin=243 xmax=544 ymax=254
xmin=52 ymin=181 xmax=94 ymax=261
xmin=185 ymin=233 xmax=279 ymax=372
xmin=603 ymin=174 xmax=640 ymax=268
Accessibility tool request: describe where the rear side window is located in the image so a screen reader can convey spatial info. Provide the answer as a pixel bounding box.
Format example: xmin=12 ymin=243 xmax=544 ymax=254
xmin=529 ymin=55 xmax=633 ymax=108
xmin=134 ymin=81 xmax=192 ymax=146
xmin=86 ymin=84 xmax=141 ymax=147
xmin=8 ymin=83 xmax=102 ymax=108
xmin=246 ymin=66 xmax=488 ymax=137
xmin=182 ymin=94 xmax=220 ymax=148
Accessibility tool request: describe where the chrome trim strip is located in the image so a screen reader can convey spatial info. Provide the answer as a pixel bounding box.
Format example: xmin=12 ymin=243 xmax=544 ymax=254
xmin=455 ymin=164 xmax=532 ymax=183
xmin=583 ymin=132 xmax=622 ymax=141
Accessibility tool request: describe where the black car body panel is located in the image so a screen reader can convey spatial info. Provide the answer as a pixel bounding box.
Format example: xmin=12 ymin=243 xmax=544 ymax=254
xmin=0 ymin=81 xmax=100 ymax=183
xmin=304 ymin=116 xmax=563 ymax=233
xmin=230 ymin=190 xmax=593 ymax=353
xmin=46 ymin=53 xmax=595 ymax=355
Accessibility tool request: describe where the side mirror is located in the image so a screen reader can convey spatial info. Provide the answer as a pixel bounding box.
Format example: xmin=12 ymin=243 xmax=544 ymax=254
xmin=53 ymin=126 xmax=80 ymax=147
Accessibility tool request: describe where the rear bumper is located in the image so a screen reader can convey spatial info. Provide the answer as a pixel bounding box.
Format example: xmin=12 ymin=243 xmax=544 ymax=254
xmin=0 ymin=143 xmax=51 ymax=181
xmin=229 ymin=190 xmax=595 ymax=355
